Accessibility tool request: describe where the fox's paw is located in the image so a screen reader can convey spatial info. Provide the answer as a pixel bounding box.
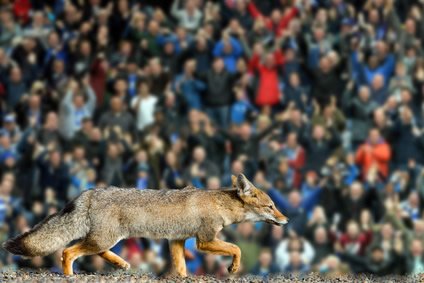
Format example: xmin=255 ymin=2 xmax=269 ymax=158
xmin=120 ymin=262 xmax=131 ymax=270
xmin=227 ymin=262 xmax=239 ymax=274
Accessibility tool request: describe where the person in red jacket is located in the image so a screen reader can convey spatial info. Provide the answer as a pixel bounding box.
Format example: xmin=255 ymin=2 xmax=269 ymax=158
xmin=338 ymin=220 xmax=372 ymax=256
xmin=249 ymin=44 xmax=284 ymax=107
xmin=355 ymin=128 xmax=391 ymax=179
xmin=13 ymin=0 xmax=31 ymax=24
xmin=246 ymin=0 xmax=299 ymax=37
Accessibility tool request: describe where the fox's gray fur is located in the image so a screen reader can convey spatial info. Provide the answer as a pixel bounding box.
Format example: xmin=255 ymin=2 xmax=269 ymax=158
xmin=4 ymin=187 xmax=244 ymax=256
xmin=3 ymin=175 xmax=288 ymax=276
xmin=3 ymin=190 xmax=92 ymax=256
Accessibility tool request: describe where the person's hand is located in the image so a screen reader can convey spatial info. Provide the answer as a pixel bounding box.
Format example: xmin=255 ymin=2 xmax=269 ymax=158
xmin=394 ymin=237 xmax=403 ymax=254
xmin=334 ymin=242 xmax=344 ymax=253
xmin=191 ymin=164 xmax=199 ymax=176
xmin=347 ymin=80 xmax=355 ymax=91
xmin=237 ymin=26 xmax=245 ymax=37
xmin=141 ymin=39 xmax=148 ymax=49
xmin=330 ymin=95 xmax=337 ymax=108
xmin=326 ymin=118 xmax=334 ymax=128
xmin=82 ymin=74 xmax=90 ymax=87
xmin=64 ymin=153 xmax=73 ymax=165
xmin=68 ymin=79 xmax=79 ymax=92
xmin=313 ymin=99 xmax=320 ymax=113
xmin=253 ymin=43 xmax=264 ymax=55
xmin=288 ymin=229 xmax=297 ymax=238
xmin=408 ymin=159 xmax=416 ymax=169
xmin=319 ymin=177 xmax=328 ymax=188
xmin=412 ymin=127 xmax=421 ymax=137
xmin=113 ymin=126 xmax=123 ymax=138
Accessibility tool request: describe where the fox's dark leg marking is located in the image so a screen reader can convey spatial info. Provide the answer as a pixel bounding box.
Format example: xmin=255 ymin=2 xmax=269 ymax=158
xmin=98 ymin=250 xmax=130 ymax=270
xmin=196 ymin=238 xmax=241 ymax=274
xmin=169 ymin=240 xmax=187 ymax=277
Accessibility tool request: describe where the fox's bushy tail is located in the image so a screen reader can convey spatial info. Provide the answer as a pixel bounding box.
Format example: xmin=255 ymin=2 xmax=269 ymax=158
xmin=2 ymin=191 xmax=92 ymax=257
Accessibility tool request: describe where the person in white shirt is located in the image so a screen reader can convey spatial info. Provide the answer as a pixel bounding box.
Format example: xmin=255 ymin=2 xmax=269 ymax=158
xmin=171 ymin=0 xmax=203 ymax=32
xmin=131 ymin=80 xmax=158 ymax=132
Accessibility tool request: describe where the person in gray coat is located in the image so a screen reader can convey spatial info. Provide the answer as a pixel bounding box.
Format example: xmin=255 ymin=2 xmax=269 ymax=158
xmin=343 ymin=85 xmax=378 ymax=148
xmin=59 ymin=76 xmax=96 ymax=140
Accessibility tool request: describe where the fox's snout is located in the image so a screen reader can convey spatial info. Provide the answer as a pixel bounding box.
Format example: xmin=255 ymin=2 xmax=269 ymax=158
xmin=273 ymin=207 xmax=289 ymax=225
xmin=279 ymin=218 xmax=289 ymax=225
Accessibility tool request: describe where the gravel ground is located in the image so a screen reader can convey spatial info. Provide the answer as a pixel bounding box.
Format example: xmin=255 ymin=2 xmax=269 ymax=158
xmin=0 ymin=270 xmax=422 ymax=283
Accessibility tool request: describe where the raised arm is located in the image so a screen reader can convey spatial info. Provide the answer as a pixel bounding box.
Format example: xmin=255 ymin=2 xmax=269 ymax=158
xmin=302 ymin=188 xmax=322 ymax=213
xmin=268 ymin=188 xmax=291 ymax=212
xmin=171 ymin=0 xmax=182 ymax=19
xmin=277 ymin=6 xmax=298 ymax=34
xmin=229 ymin=37 xmax=243 ymax=57
xmin=247 ymin=0 xmax=263 ymax=19
xmin=213 ymin=40 xmax=225 ymax=57
xmin=85 ymin=84 xmax=97 ymax=113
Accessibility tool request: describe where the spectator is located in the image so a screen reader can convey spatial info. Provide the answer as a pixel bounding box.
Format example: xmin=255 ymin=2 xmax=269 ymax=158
xmin=99 ymin=96 xmax=134 ymax=135
xmin=275 ymin=235 xmax=315 ymax=270
xmin=173 ymin=59 xmax=205 ymax=110
xmin=213 ymin=33 xmax=243 ymax=73
xmin=337 ymin=220 xmax=372 ymax=256
xmin=344 ymin=85 xmax=378 ymax=148
xmin=5 ymin=67 xmax=27 ymax=110
xmin=0 ymin=0 xmax=424 ymax=277
xmin=131 ymin=80 xmax=158 ymax=133
xmin=184 ymin=146 xmax=219 ymax=188
xmin=355 ymin=128 xmax=391 ymax=180
xmin=59 ymin=77 xmax=96 ymax=140
xmin=251 ymin=248 xmax=279 ymax=276
xmin=406 ymin=239 xmax=424 ymax=275
xmin=300 ymin=124 xmax=340 ymax=173
xmin=248 ymin=45 xmax=284 ymax=107
xmin=171 ymin=0 xmax=202 ymax=33
xmin=390 ymin=107 xmax=424 ymax=166
xmin=200 ymin=58 xmax=238 ymax=128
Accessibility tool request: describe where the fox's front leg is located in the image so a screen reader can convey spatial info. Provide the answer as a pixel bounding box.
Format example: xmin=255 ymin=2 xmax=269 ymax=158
xmin=169 ymin=240 xmax=187 ymax=277
xmin=196 ymin=238 xmax=241 ymax=274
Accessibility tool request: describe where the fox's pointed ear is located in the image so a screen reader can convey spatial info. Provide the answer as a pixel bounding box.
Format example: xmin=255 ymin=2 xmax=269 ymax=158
xmin=231 ymin=175 xmax=237 ymax=187
xmin=236 ymin=174 xmax=252 ymax=196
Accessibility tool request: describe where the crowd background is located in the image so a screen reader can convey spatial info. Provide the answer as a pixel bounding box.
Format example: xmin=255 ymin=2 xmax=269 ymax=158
xmin=0 ymin=0 xmax=424 ymax=278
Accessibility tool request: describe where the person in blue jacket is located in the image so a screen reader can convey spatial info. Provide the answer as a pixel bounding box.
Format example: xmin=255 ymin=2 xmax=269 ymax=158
xmin=173 ymin=59 xmax=206 ymax=110
xmin=268 ymin=186 xmax=322 ymax=235
xmin=350 ymin=42 xmax=395 ymax=86
xmin=213 ymin=34 xmax=243 ymax=73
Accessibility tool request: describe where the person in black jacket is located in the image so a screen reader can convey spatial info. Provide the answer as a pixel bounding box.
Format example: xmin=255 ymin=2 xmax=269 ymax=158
xmin=389 ymin=106 xmax=424 ymax=167
xmin=198 ymin=58 xmax=239 ymax=129
xmin=299 ymin=124 xmax=341 ymax=173
xmin=302 ymin=53 xmax=345 ymax=108
xmin=343 ymin=85 xmax=378 ymax=148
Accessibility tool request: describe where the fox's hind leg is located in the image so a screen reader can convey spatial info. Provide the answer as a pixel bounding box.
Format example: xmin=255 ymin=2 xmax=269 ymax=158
xmin=62 ymin=242 xmax=97 ymax=275
xmin=98 ymin=250 xmax=130 ymax=270
xmin=169 ymin=240 xmax=187 ymax=277
xmin=196 ymin=238 xmax=241 ymax=274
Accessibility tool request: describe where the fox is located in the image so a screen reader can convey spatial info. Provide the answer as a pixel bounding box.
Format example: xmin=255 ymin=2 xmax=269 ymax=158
xmin=2 ymin=173 xmax=288 ymax=276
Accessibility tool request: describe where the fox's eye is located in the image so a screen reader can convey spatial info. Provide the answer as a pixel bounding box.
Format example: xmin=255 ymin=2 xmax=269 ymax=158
xmin=268 ymin=205 xmax=273 ymax=209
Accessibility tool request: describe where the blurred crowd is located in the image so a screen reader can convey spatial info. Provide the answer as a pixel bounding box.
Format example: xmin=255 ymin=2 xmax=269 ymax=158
xmin=0 ymin=0 xmax=424 ymax=278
